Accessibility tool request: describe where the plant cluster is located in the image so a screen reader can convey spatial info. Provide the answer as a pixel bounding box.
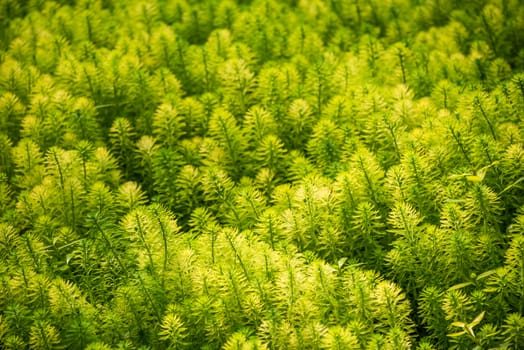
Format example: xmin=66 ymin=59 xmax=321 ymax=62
xmin=1 ymin=0 xmax=524 ymax=349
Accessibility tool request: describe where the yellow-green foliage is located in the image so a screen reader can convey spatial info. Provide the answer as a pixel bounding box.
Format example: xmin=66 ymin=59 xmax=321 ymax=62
xmin=1 ymin=0 xmax=524 ymax=349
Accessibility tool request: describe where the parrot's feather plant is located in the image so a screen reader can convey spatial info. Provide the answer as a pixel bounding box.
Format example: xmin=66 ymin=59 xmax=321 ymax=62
xmin=1 ymin=0 xmax=524 ymax=349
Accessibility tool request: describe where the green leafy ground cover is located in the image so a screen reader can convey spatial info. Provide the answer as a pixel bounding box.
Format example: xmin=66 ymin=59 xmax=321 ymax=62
xmin=1 ymin=0 xmax=524 ymax=348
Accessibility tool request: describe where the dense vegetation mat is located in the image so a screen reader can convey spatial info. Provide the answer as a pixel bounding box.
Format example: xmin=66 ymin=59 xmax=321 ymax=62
xmin=1 ymin=0 xmax=524 ymax=349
